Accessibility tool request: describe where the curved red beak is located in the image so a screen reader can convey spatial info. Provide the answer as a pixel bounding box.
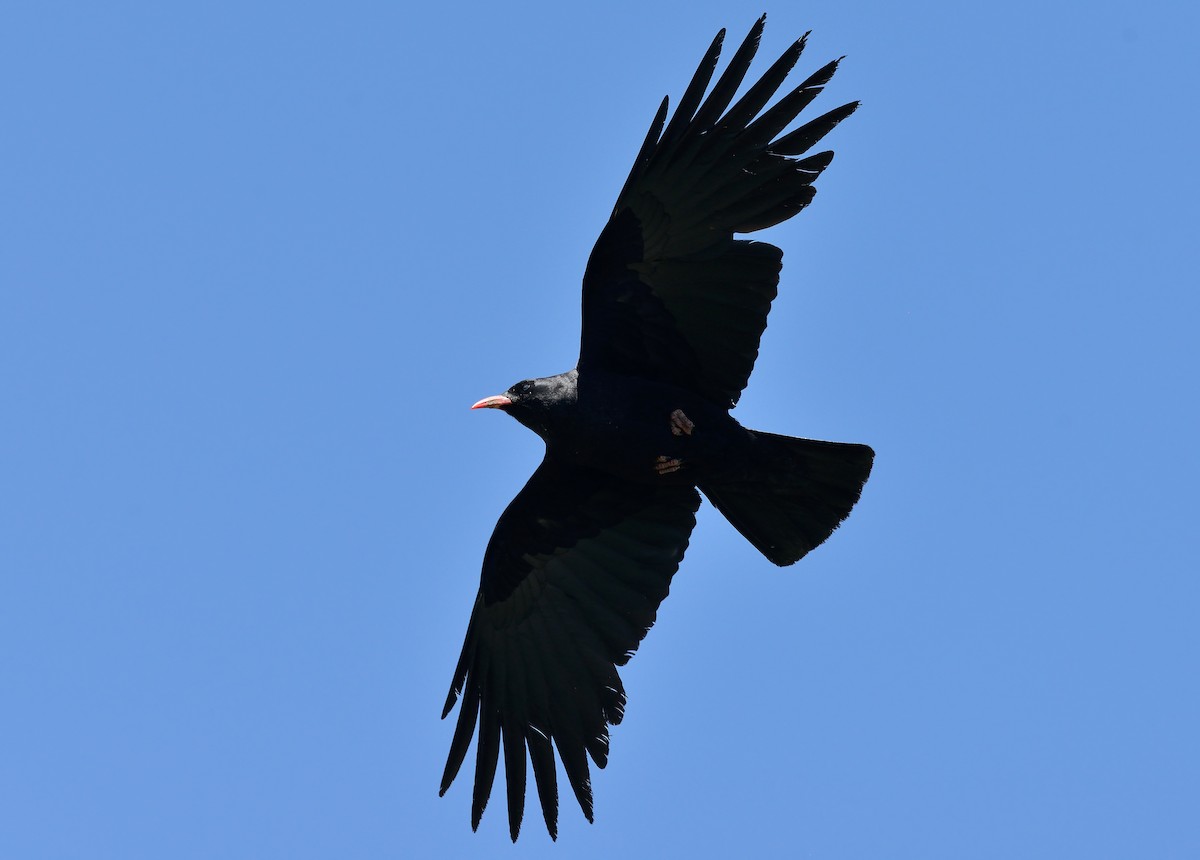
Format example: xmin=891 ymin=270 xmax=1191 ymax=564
xmin=471 ymin=395 xmax=512 ymax=410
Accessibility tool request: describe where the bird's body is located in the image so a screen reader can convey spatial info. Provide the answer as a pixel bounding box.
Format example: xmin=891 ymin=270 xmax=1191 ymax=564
xmin=507 ymin=369 xmax=741 ymax=486
xmin=440 ymin=16 xmax=874 ymax=841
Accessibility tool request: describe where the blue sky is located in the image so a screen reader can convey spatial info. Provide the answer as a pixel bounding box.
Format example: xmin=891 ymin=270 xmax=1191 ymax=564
xmin=3 ymin=1 xmax=1198 ymax=856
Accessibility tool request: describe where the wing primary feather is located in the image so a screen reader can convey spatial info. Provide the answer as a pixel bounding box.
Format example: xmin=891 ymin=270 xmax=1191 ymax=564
xmin=554 ymin=735 xmax=595 ymax=824
xmin=497 ymin=631 xmax=528 ymax=842
xmin=439 ymin=671 xmax=481 ymax=796
xmin=612 ymin=96 xmax=669 ymax=215
xmin=470 ymin=696 xmax=501 ymax=831
xmin=440 ymin=615 xmax=476 ymax=719
xmin=657 ymin=28 xmax=725 ymax=151
xmin=526 ymin=726 xmax=558 ymax=840
xmin=772 ymin=101 xmax=860 ymax=155
xmin=795 ymin=150 xmax=837 ymax=174
xmin=501 ymin=720 xmax=527 ymax=842
xmin=517 ymin=607 xmax=563 ymax=835
xmin=793 ymin=56 xmax=843 ymax=93
xmin=523 ymin=613 xmax=564 ymax=839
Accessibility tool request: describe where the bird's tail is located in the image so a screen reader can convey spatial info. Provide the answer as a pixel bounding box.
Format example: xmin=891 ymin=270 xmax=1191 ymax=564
xmin=699 ymin=431 xmax=873 ymax=566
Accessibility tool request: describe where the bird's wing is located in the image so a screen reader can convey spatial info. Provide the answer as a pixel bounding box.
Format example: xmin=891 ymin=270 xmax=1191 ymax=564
xmin=439 ymin=456 xmax=701 ymax=841
xmin=579 ymin=15 xmax=857 ymax=408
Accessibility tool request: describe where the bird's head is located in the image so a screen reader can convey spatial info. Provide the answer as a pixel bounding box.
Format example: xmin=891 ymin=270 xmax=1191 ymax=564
xmin=471 ymin=372 xmax=577 ymax=439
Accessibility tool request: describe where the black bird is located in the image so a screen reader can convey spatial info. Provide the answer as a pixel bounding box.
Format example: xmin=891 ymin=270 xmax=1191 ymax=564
xmin=440 ymin=16 xmax=873 ymax=841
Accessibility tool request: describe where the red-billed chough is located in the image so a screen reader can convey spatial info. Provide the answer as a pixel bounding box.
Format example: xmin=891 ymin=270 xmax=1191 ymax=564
xmin=440 ymin=16 xmax=874 ymax=841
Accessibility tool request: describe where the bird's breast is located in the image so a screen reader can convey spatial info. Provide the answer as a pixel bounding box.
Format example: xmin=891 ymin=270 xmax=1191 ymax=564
xmin=553 ymin=374 xmax=743 ymax=485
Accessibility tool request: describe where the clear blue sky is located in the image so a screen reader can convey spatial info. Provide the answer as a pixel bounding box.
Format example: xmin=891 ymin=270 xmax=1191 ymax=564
xmin=3 ymin=1 xmax=1198 ymax=856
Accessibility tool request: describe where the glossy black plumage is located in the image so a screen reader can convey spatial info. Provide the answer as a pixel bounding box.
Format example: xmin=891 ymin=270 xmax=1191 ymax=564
xmin=441 ymin=17 xmax=873 ymax=841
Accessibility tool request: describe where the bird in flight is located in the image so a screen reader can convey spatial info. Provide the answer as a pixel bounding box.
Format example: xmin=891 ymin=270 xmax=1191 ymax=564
xmin=440 ymin=15 xmax=873 ymax=841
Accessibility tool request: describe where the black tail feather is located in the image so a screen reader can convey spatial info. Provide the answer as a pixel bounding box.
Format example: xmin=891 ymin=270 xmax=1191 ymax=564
xmin=700 ymin=430 xmax=873 ymax=566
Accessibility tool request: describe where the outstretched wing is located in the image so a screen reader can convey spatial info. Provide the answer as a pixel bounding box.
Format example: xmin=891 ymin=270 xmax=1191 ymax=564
xmin=580 ymin=15 xmax=858 ymax=408
xmin=440 ymin=457 xmax=701 ymax=841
